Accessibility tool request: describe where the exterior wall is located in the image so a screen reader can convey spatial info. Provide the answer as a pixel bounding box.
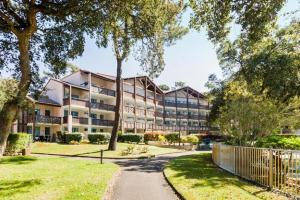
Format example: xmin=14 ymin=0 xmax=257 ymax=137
xmin=21 ymin=71 xmax=211 ymax=138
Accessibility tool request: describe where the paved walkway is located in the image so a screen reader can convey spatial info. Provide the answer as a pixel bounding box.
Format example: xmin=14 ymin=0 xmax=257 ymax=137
xmin=109 ymin=151 xmax=199 ymax=200
xmin=34 ymin=151 xmax=203 ymax=200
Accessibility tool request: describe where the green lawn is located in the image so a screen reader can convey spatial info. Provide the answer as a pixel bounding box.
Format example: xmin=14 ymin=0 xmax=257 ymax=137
xmin=31 ymin=142 xmax=182 ymax=158
xmin=0 ymin=156 xmax=119 ymax=200
xmin=164 ymin=153 xmax=288 ymax=200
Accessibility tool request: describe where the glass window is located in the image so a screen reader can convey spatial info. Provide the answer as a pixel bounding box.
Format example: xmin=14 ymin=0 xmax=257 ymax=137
xmin=100 ymin=129 xmax=104 ymax=132
xmin=64 ymin=110 xmax=68 ymax=117
xmin=72 ymin=127 xmax=79 ymax=132
xmin=91 ymin=98 xmax=97 ymax=103
xmin=71 ymin=111 xmax=78 ymax=117
xmin=35 ymin=127 xmax=40 ymax=136
xmin=71 ymin=95 xmax=79 ymax=99
xmin=92 ymin=128 xmax=97 ymax=133
xmin=91 ymin=113 xmax=97 ymax=119
xmin=45 ymin=127 xmax=50 ymax=136
xmin=99 ymin=115 xmax=104 ymax=120
xmin=45 ymin=110 xmax=51 ymax=116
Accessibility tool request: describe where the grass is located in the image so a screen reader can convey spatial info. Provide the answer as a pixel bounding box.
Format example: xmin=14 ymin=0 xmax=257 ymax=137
xmin=31 ymin=142 xmax=182 ymax=158
xmin=164 ymin=153 xmax=288 ymax=200
xmin=0 ymin=156 xmax=119 ymax=200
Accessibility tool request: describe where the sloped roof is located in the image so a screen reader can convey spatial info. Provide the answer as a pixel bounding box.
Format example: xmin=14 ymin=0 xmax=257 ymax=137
xmin=165 ymin=86 xmax=206 ymax=98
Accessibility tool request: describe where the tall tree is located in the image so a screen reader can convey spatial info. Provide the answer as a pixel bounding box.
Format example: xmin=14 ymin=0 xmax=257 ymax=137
xmin=158 ymin=84 xmax=170 ymax=92
xmin=0 ymin=1 xmax=104 ymax=156
xmin=190 ymin=0 xmax=287 ymax=44
xmin=93 ymin=0 xmax=187 ymax=150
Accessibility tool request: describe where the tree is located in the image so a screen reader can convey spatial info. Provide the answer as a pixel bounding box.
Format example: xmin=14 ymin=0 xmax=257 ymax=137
xmin=158 ymin=84 xmax=170 ymax=92
xmin=190 ymin=0 xmax=287 ymax=44
xmin=174 ymin=81 xmax=186 ymax=89
xmin=217 ymin=79 xmax=300 ymax=146
xmin=93 ymin=0 xmax=186 ymax=150
xmin=218 ymin=20 xmax=300 ymax=102
xmin=45 ymin=62 xmax=81 ymax=79
xmin=0 ymin=1 xmax=105 ymax=156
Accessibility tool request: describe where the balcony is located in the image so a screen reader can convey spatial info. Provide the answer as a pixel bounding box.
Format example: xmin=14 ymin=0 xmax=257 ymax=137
xmin=90 ymin=102 xmax=115 ymax=112
xmin=164 ymin=101 xmax=177 ymax=107
xmin=124 ymin=106 xmax=134 ymax=114
xmin=91 ymin=85 xmax=115 ymax=97
xmin=29 ymin=115 xmax=61 ymax=124
xmin=147 ymin=110 xmax=155 ymax=117
xmin=136 ymin=108 xmax=145 ymax=116
xmin=63 ymin=98 xmax=89 ymax=107
xmin=63 ymin=116 xmax=88 ymax=124
xmin=92 ymin=119 xmax=114 ymax=126
xmin=165 ymin=113 xmax=177 ymax=118
xmin=155 ymin=111 xmax=164 ymax=118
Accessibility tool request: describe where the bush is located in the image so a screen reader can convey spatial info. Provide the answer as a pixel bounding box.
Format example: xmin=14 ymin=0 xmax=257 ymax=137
xmin=118 ymin=133 xmax=144 ymax=144
xmin=5 ymin=133 xmax=31 ymax=155
xmin=88 ymin=133 xmax=111 ymax=144
xmin=255 ymin=135 xmax=300 ymax=150
xmin=144 ymin=133 xmax=160 ymax=144
xmin=165 ymin=133 xmax=179 ymax=144
xmin=158 ymin=135 xmax=166 ymax=143
xmin=65 ymin=133 xmax=82 ymax=144
xmin=186 ymin=135 xmax=199 ymax=145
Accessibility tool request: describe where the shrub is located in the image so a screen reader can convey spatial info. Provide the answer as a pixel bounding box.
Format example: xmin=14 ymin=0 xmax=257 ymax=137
xmin=165 ymin=133 xmax=179 ymax=144
xmin=144 ymin=133 xmax=160 ymax=144
xmin=158 ymin=135 xmax=166 ymax=143
xmin=118 ymin=133 xmax=144 ymax=143
xmin=186 ymin=135 xmax=199 ymax=145
xmin=255 ymin=135 xmax=300 ymax=150
xmin=121 ymin=145 xmax=135 ymax=156
xmin=81 ymin=139 xmax=90 ymax=144
xmin=69 ymin=140 xmax=80 ymax=145
xmin=180 ymin=136 xmax=188 ymax=143
xmin=65 ymin=133 xmax=82 ymax=144
xmin=5 ymin=133 xmax=31 ymax=155
xmin=88 ymin=133 xmax=111 ymax=144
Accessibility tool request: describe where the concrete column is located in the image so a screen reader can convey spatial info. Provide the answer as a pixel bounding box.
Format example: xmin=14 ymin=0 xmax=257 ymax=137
xmin=88 ymin=72 xmax=92 ymax=134
xmin=68 ymin=114 xmax=73 ymax=133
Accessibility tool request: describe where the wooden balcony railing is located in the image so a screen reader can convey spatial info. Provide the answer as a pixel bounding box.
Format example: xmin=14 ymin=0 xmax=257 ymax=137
xmin=92 ymin=119 xmax=114 ymax=126
xmin=165 ymin=113 xmax=177 ymax=118
xmin=147 ymin=110 xmax=155 ymax=117
xmin=73 ymin=117 xmax=89 ymax=124
xmin=63 ymin=98 xmax=89 ymax=107
xmin=124 ymin=106 xmax=134 ymax=114
xmin=136 ymin=108 xmax=145 ymax=116
xmin=92 ymin=86 xmax=116 ymax=97
xmin=155 ymin=112 xmax=164 ymax=118
xmin=90 ymin=102 xmax=115 ymax=111
xmin=28 ymin=115 xmax=61 ymax=124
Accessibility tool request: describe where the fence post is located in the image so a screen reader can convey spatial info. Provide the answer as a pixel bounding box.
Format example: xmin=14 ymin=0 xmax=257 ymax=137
xmin=269 ymin=148 xmax=273 ymax=189
xmin=100 ymin=149 xmax=103 ymax=164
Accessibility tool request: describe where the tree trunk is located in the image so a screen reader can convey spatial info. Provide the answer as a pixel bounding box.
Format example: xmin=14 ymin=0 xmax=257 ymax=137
xmin=0 ymin=36 xmax=31 ymax=156
xmin=108 ymin=58 xmax=122 ymax=151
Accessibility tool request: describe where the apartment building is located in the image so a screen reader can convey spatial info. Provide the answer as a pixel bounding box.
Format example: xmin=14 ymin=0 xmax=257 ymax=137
xmin=14 ymin=69 xmax=210 ymax=140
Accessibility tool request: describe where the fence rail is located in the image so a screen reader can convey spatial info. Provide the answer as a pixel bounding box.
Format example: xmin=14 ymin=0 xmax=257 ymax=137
xmin=212 ymin=143 xmax=300 ymax=198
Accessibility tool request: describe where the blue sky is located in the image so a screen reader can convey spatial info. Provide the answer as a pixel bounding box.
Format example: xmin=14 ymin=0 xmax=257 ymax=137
xmin=70 ymin=0 xmax=298 ymax=92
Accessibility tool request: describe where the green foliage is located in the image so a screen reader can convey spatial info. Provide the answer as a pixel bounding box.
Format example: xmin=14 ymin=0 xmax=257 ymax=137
xmin=121 ymin=145 xmax=135 ymax=156
xmin=64 ymin=133 xmax=82 ymax=144
xmin=158 ymin=135 xmax=166 ymax=143
xmin=158 ymin=84 xmax=170 ymax=91
xmin=255 ymin=135 xmax=300 ymax=150
xmin=0 ymin=79 xmax=19 ymax=111
xmin=190 ymin=0 xmax=286 ymax=43
xmin=5 ymin=133 xmax=31 ymax=155
xmin=186 ymin=135 xmax=199 ymax=145
xmin=118 ymin=134 xmax=144 ymax=144
xmin=165 ymin=133 xmax=179 ymax=144
xmin=88 ymin=133 xmax=111 ymax=144
xmin=144 ymin=133 xmax=160 ymax=143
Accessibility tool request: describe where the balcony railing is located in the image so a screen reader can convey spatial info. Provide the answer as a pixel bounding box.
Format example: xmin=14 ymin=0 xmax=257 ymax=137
xmin=63 ymin=98 xmax=89 ymax=107
xmin=164 ymin=101 xmax=177 ymax=107
xmin=147 ymin=110 xmax=155 ymax=117
xmin=29 ymin=115 xmax=61 ymax=124
xmin=136 ymin=108 xmax=145 ymax=116
xmin=91 ymin=85 xmax=115 ymax=97
xmin=165 ymin=113 xmax=177 ymax=118
xmin=155 ymin=112 xmax=164 ymax=118
xmin=90 ymin=102 xmax=115 ymax=111
xmin=92 ymin=119 xmax=114 ymax=126
xmin=124 ymin=106 xmax=134 ymax=114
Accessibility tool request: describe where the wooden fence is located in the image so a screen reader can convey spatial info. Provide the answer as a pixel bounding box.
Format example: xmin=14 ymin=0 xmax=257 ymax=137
xmin=212 ymin=143 xmax=300 ymax=198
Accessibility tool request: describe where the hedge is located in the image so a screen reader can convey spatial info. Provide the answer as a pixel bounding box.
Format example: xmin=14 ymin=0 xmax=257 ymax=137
xmin=165 ymin=133 xmax=179 ymax=144
xmin=5 ymin=133 xmax=31 ymax=155
xmin=64 ymin=133 xmax=82 ymax=144
xmin=144 ymin=133 xmax=160 ymax=144
xmin=255 ymin=135 xmax=300 ymax=150
xmin=118 ymin=133 xmax=144 ymax=143
xmin=88 ymin=133 xmax=111 ymax=144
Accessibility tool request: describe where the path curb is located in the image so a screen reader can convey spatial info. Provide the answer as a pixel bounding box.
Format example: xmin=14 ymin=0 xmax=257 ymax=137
xmin=162 ymin=165 xmax=185 ymax=200
xmin=102 ymin=169 xmax=121 ymax=200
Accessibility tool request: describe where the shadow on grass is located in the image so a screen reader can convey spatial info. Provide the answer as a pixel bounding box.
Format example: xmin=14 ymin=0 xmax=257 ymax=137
xmin=0 ymin=156 xmax=37 ymax=165
xmin=166 ymin=153 xmax=269 ymax=197
xmin=0 ymin=179 xmax=42 ymax=198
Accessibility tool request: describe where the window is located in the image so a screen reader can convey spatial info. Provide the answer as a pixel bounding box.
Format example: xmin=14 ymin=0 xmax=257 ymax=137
xmin=100 ymin=129 xmax=104 ymax=132
xmin=91 ymin=98 xmax=97 ymax=103
xmin=45 ymin=110 xmax=51 ymax=116
xmin=84 ymin=128 xmax=88 ymax=131
xmin=35 ymin=109 xmax=40 ymax=116
xmin=45 ymin=127 xmax=50 ymax=136
xmin=99 ymin=100 xmax=104 ymax=104
xmin=35 ymin=127 xmax=40 ymax=136
xmin=91 ymin=113 xmax=97 ymax=119
xmin=71 ymin=95 xmax=79 ymax=99
xmin=64 ymin=110 xmax=68 ymax=117
xmin=72 ymin=128 xmax=79 ymax=132
xmin=92 ymin=128 xmax=97 ymax=133
xmin=71 ymin=111 xmax=78 ymax=117
xmin=64 ymin=127 xmax=68 ymax=131
xmin=99 ymin=115 xmax=104 ymax=120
